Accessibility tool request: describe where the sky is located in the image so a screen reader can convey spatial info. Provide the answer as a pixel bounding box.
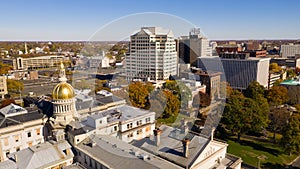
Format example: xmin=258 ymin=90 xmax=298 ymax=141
xmin=1 ymin=0 xmax=300 ymax=41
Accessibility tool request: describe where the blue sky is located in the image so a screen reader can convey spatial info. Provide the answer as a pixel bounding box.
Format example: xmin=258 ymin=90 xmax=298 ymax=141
xmin=1 ymin=0 xmax=300 ymax=41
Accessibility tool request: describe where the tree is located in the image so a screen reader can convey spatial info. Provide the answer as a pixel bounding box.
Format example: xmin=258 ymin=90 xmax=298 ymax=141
xmin=269 ymin=63 xmax=282 ymax=73
xmin=266 ymin=86 xmax=289 ymax=106
xmin=163 ymin=80 xmax=192 ymax=108
xmin=0 ymin=63 xmax=12 ymax=75
xmin=7 ymin=79 xmax=24 ymax=93
xmin=222 ymin=91 xmax=268 ymax=141
xmin=162 ymin=90 xmax=180 ymax=118
xmin=281 ymin=115 xmax=300 ymax=156
xmin=244 ymin=81 xmax=265 ymax=99
xmin=128 ymin=82 xmax=153 ymax=109
xmin=287 ymin=69 xmax=297 ymax=79
xmin=269 ymin=106 xmax=291 ymax=141
xmin=0 ymin=94 xmax=16 ymax=108
xmin=192 ymin=92 xmax=211 ymax=108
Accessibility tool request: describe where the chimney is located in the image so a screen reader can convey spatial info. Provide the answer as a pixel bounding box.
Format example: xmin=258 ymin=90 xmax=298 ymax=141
xmin=181 ymin=118 xmax=188 ymax=134
xmin=182 ymin=138 xmax=190 ymax=158
xmin=211 ymin=127 xmax=215 ymax=141
xmin=153 ymin=128 xmax=162 ymax=146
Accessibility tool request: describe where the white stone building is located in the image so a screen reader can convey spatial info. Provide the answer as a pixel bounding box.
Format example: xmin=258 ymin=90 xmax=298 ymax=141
xmin=0 ymin=104 xmax=45 ymax=162
xmin=126 ymin=27 xmax=178 ymax=81
xmin=68 ymin=105 xmax=156 ymax=144
xmin=0 ymin=140 xmax=74 ymax=169
xmin=0 ymin=76 xmax=8 ymax=99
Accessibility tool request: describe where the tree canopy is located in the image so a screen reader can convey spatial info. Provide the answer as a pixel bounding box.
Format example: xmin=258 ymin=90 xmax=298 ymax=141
xmin=7 ymin=79 xmax=24 ymax=93
xmin=266 ymin=86 xmax=289 ymax=106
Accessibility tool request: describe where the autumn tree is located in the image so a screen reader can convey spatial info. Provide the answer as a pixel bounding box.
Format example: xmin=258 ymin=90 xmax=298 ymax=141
xmin=0 ymin=94 xmax=16 ymax=108
xmin=281 ymin=115 xmax=300 ymax=156
xmin=163 ymin=80 xmax=192 ymax=108
xmin=269 ymin=106 xmax=291 ymax=141
xmin=7 ymin=79 xmax=24 ymax=93
xmin=266 ymin=86 xmax=289 ymax=106
xmin=192 ymin=92 xmax=211 ymax=108
xmin=162 ymin=90 xmax=180 ymax=118
xmin=0 ymin=63 xmax=12 ymax=74
xmin=269 ymin=63 xmax=282 ymax=73
xmin=128 ymin=82 xmax=154 ymax=109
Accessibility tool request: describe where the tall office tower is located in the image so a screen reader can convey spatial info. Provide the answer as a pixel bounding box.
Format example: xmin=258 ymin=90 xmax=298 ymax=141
xmin=178 ymin=28 xmax=212 ymax=66
xmin=126 ymin=27 xmax=177 ymax=81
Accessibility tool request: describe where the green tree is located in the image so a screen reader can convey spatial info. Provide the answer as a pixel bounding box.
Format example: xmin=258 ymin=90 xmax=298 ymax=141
xmin=281 ymin=115 xmax=300 ymax=156
xmin=7 ymin=79 xmax=24 ymax=93
xmin=222 ymin=91 xmax=268 ymax=141
xmin=244 ymin=81 xmax=265 ymax=99
xmin=266 ymin=86 xmax=289 ymax=106
xmin=287 ymin=69 xmax=297 ymax=79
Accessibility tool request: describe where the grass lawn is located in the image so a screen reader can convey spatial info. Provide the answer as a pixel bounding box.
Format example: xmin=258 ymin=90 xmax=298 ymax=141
xmin=227 ymin=136 xmax=298 ymax=169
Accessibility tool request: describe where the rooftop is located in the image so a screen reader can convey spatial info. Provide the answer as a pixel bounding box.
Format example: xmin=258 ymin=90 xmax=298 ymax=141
xmin=6 ymin=140 xmax=73 ymax=169
xmin=87 ymin=105 xmax=155 ymax=124
xmin=131 ymin=125 xmax=210 ymax=168
xmin=76 ymin=134 xmax=182 ymax=169
xmin=0 ymin=105 xmax=44 ymax=129
xmin=280 ymin=79 xmax=300 ymax=86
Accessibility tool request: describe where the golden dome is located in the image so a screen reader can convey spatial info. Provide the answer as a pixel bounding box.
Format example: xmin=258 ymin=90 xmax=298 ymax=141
xmin=52 ymin=82 xmax=75 ymax=100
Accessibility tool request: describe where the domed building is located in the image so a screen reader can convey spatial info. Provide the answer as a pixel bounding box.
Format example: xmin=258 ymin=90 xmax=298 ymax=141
xmin=48 ymin=62 xmax=77 ymax=141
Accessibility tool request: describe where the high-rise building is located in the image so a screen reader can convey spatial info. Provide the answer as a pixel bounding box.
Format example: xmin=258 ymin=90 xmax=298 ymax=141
xmin=280 ymin=44 xmax=300 ymax=58
xmin=126 ymin=27 xmax=177 ymax=81
xmin=178 ymin=28 xmax=212 ymax=66
xmin=198 ymin=56 xmax=270 ymax=90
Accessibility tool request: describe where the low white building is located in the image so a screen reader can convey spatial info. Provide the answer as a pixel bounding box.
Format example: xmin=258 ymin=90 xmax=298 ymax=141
xmin=0 ymin=104 xmax=46 ymax=162
xmin=68 ymin=105 xmax=156 ymax=144
xmin=0 ymin=140 xmax=74 ymax=169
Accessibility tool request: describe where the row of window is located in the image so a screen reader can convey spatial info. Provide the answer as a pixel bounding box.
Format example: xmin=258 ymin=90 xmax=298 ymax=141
xmin=126 ymin=117 xmax=152 ymax=130
xmin=2 ymin=129 xmax=40 ymax=146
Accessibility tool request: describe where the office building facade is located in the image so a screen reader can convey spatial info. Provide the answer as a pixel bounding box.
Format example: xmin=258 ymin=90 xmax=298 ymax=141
xmin=198 ymin=57 xmax=270 ymax=90
xmin=126 ymin=27 xmax=177 ymax=81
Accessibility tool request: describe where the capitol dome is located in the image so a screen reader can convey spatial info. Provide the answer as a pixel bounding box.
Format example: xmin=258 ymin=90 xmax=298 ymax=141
xmin=52 ymin=82 xmax=75 ymax=100
xmin=52 ymin=61 xmax=75 ymax=100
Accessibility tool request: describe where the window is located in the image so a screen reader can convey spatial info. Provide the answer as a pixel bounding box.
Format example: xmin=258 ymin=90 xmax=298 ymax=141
xmin=127 ymin=123 xmax=133 ymax=129
xmin=127 ymin=133 xmax=133 ymax=138
xmin=99 ymin=120 xmax=102 ymax=124
xmin=27 ymin=132 xmax=31 ymax=138
xmin=145 ymin=117 xmax=151 ymax=123
xmin=6 ymin=150 xmax=10 ymax=156
xmin=3 ymin=137 xmax=9 ymax=146
xmin=15 ymin=135 xmax=19 ymax=142
xmin=16 ymin=147 xmax=20 ymax=151
xmin=136 ymin=120 xmax=142 ymax=126
xmin=36 ymin=129 xmax=40 ymax=136
xmin=137 ymin=129 xmax=143 ymax=135
xmin=114 ymin=126 xmax=118 ymax=131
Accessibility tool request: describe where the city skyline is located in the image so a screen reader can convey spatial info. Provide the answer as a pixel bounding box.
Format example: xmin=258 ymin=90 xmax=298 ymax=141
xmin=1 ymin=0 xmax=300 ymax=41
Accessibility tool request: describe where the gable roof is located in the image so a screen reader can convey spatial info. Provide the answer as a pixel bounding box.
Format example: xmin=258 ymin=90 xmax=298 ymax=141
xmin=8 ymin=140 xmax=73 ymax=169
